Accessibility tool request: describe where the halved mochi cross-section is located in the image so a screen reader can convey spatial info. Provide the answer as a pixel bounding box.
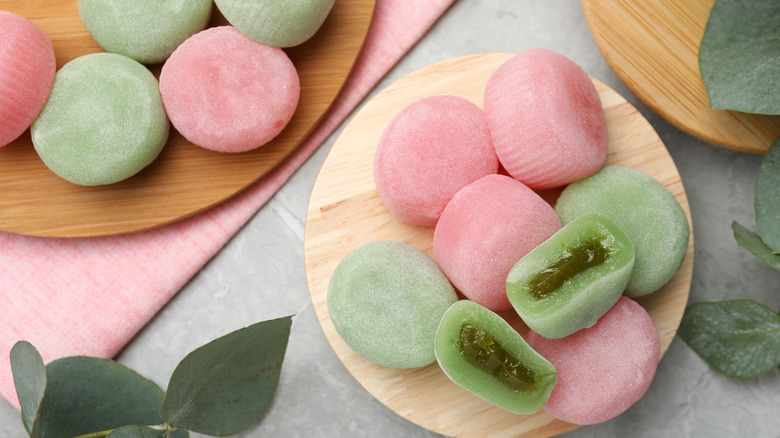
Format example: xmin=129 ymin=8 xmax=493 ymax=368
xmin=507 ymin=214 xmax=634 ymax=339
xmin=435 ymin=300 xmax=557 ymax=414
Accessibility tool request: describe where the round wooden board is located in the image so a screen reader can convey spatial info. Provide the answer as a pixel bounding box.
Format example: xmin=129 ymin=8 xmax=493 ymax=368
xmin=580 ymin=0 xmax=780 ymax=154
xmin=304 ymin=53 xmax=694 ymax=437
xmin=0 ymin=0 xmax=375 ymax=237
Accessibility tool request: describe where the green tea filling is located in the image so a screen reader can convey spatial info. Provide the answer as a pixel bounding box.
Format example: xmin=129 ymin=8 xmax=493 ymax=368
xmin=529 ymin=238 xmax=610 ymax=300
xmin=459 ymin=323 xmax=535 ymax=392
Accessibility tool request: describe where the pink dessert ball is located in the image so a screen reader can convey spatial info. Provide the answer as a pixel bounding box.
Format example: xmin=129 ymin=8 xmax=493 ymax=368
xmin=433 ymin=174 xmax=561 ymax=311
xmin=374 ymin=95 xmax=499 ymax=227
xmin=0 ymin=11 xmax=56 ymax=148
xmin=483 ymin=49 xmax=608 ymax=189
xmin=527 ymin=296 xmax=661 ymax=425
xmin=159 ymin=26 xmax=300 ymax=153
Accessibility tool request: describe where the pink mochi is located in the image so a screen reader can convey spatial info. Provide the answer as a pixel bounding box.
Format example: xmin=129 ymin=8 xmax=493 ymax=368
xmin=527 ymin=296 xmax=660 ymax=425
xmin=374 ymin=95 xmax=498 ymax=227
xmin=483 ymin=49 xmax=608 ymax=189
xmin=159 ymin=26 xmax=300 ymax=153
xmin=433 ymin=174 xmax=561 ymax=311
xmin=0 ymin=11 xmax=56 ymax=148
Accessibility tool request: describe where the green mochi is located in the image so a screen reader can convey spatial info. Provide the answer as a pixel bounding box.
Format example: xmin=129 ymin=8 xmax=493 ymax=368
xmin=434 ymin=300 xmax=557 ymax=415
xmin=31 ymin=53 xmax=169 ymax=186
xmin=328 ymin=241 xmax=458 ymax=369
xmin=78 ymin=0 xmax=213 ymax=64
xmin=507 ymin=213 xmax=635 ymax=339
xmin=214 ymin=0 xmax=336 ymax=47
xmin=555 ymin=165 xmax=689 ymax=297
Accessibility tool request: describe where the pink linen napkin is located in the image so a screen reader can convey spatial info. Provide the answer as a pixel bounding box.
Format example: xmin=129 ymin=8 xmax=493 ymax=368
xmin=0 ymin=0 xmax=455 ymax=408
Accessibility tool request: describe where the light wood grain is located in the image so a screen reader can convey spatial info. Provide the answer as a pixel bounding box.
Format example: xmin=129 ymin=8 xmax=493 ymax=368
xmin=581 ymin=0 xmax=780 ymax=154
xmin=0 ymin=0 xmax=374 ymax=237
xmin=303 ymin=53 xmax=694 ymax=437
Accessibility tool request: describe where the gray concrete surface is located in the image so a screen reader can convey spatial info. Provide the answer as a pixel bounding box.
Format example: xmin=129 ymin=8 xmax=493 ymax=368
xmin=3 ymin=1 xmax=780 ymax=436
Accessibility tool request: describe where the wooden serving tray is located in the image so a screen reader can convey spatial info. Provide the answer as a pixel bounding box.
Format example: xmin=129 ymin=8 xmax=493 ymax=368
xmin=0 ymin=0 xmax=375 ymax=237
xmin=581 ymin=0 xmax=780 ymax=154
xmin=304 ymin=53 xmax=694 ymax=437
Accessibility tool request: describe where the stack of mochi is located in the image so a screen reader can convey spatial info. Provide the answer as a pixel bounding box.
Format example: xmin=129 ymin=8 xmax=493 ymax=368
xmin=1 ymin=0 xmax=334 ymax=185
xmin=327 ymin=49 xmax=690 ymax=425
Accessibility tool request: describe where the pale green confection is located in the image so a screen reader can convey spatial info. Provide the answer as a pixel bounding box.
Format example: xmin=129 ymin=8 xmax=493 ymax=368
xmin=555 ymin=165 xmax=689 ymax=297
xmin=214 ymin=0 xmax=336 ymax=47
xmin=506 ymin=214 xmax=635 ymax=339
xmin=434 ymin=300 xmax=557 ymax=415
xmin=327 ymin=241 xmax=458 ymax=369
xmin=78 ymin=0 xmax=213 ymax=64
xmin=31 ymin=53 xmax=169 ymax=186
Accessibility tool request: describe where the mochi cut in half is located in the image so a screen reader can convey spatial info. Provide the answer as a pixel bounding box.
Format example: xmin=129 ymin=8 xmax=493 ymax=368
xmin=507 ymin=213 xmax=634 ymax=339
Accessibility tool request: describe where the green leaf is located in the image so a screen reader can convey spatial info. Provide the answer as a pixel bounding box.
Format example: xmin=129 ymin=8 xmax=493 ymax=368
xmin=733 ymin=221 xmax=780 ymax=270
xmin=10 ymin=341 xmax=46 ymax=434
xmin=159 ymin=316 xmax=293 ymax=436
xmin=678 ymin=299 xmax=780 ymax=379
xmin=756 ymin=137 xmax=780 ymax=253
xmin=699 ymin=0 xmax=780 ymax=114
xmin=105 ymin=425 xmax=166 ymax=438
xmin=34 ymin=356 xmax=186 ymax=438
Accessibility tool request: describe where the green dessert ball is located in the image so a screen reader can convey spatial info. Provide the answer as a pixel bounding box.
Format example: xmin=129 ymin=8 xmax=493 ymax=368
xmin=214 ymin=0 xmax=336 ymax=47
xmin=328 ymin=241 xmax=458 ymax=369
xmin=31 ymin=53 xmax=169 ymax=186
xmin=78 ymin=0 xmax=213 ymax=64
xmin=555 ymin=165 xmax=689 ymax=297
xmin=506 ymin=214 xmax=635 ymax=339
xmin=434 ymin=300 xmax=557 ymax=414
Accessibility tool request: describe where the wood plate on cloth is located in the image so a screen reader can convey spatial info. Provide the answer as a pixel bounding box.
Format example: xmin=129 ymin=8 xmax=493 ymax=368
xmin=580 ymin=0 xmax=780 ymax=154
xmin=303 ymin=53 xmax=694 ymax=437
xmin=0 ymin=0 xmax=375 ymax=237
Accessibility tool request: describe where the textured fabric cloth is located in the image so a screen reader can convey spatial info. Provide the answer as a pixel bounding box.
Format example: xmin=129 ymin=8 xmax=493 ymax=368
xmin=0 ymin=0 xmax=455 ymax=407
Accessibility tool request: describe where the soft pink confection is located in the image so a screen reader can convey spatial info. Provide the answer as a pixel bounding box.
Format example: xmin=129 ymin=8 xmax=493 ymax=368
xmin=527 ymin=296 xmax=661 ymax=425
xmin=374 ymin=95 xmax=499 ymax=226
xmin=433 ymin=174 xmax=561 ymax=311
xmin=159 ymin=26 xmax=300 ymax=153
xmin=0 ymin=11 xmax=56 ymax=148
xmin=483 ymin=49 xmax=608 ymax=189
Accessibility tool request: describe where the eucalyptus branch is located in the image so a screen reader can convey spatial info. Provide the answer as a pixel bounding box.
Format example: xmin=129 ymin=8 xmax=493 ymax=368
xmin=72 ymin=424 xmax=166 ymax=438
xmin=12 ymin=318 xmax=291 ymax=437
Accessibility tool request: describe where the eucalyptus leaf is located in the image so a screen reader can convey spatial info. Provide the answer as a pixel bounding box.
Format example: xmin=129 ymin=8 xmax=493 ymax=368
xmin=34 ymin=356 xmax=186 ymax=438
xmin=159 ymin=316 xmax=292 ymax=436
xmin=699 ymin=0 xmax=780 ymax=114
xmin=10 ymin=341 xmax=46 ymax=434
xmin=105 ymin=425 xmax=166 ymax=438
xmin=733 ymin=221 xmax=780 ymax=270
xmin=678 ymin=299 xmax=780 ymax=379
xmin=756 ymin=137 xmax=780 ymax=253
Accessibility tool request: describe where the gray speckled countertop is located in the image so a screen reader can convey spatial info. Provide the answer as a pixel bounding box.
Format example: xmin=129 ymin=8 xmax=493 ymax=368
xmin=3 ymin=1 xmax=780 ymax=437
